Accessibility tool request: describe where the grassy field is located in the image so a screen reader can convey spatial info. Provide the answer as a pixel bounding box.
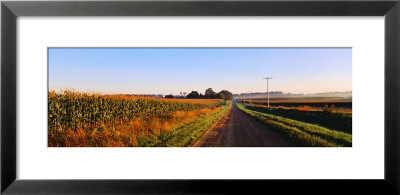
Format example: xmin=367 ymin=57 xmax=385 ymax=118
xmin=243 ymin=97 xmax=352 ymax=112
xmin=48 ymin=91 xmax=227 ymax=147
xmin=243 ymin=103 xmax=352 ymax=134
xmin=235 ymin=101 xmax=352 ymax=147
xmin=137 ymin=103 xmax=230 ymax=147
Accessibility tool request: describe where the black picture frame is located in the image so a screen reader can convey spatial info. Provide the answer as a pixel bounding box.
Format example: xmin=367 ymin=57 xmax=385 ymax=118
xmin=1 ymin=0 xmax=399 ymax=194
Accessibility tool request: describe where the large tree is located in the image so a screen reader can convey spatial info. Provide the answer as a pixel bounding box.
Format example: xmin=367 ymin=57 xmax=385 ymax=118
xmin=205 ymin=88 xmax=217 ymax=98
xmin=187 ymin=91 xmax=200 ymax=98
xmin=164 ymin=94 xmax=174 ymax=98
xmin=218 ymin=90 xmax=233 ymax=101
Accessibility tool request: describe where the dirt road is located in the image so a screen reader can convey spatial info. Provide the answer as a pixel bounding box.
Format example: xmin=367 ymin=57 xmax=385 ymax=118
xmin=194 ymin=102 xmax=293 ymax=147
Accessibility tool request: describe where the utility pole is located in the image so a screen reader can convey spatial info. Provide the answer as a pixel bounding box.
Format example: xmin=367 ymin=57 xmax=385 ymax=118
xmin=263 ymin=77 xmax=272 ymax=108
xmin=248 ymin=91 xmax=252 ymax=104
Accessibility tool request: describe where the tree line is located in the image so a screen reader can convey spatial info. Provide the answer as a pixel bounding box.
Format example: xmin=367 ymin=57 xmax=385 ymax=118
xmin=165 ymin=88 xmax=233 ymax=101
xmin=187 ymin=88 xmax=233 ymax=100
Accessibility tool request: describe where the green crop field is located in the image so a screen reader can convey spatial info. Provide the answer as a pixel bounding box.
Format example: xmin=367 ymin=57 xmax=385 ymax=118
xmin=235 ymin=102 xmax=352 ymax=147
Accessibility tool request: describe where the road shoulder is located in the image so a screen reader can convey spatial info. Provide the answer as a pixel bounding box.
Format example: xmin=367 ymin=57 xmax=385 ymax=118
xmin=193 ymin=103 xmax=232 ymax=147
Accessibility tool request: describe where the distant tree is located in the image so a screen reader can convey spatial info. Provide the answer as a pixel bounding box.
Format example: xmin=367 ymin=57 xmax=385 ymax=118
xmin=218 ymin=90 xmax=233 ymax=101
xmin=199 ymin=93 xmax=204 ymax=98
xmin=187 ymin=91 xmax=200 ymax=98
xmin=165 ymin=94 xmax=174 ymax=98
xmin=205 ymin=88 xmax=217 ymax=98
xmin=323 ymin=104 xmax=335 ymax=113
xmin=218 ymin=92 xmax=225 ymax=100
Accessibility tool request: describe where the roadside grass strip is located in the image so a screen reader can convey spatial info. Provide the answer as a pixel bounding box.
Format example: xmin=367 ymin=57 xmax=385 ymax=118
xmin=236 ymin=102 xmax=352 ymax=147
xmin=137 ymin=103 xmax=230 ymax=147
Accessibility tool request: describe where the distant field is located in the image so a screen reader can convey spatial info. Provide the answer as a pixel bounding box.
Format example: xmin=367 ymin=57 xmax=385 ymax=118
xmin=242 ymin=97 xmax=352 ymax=109
xmin=101 ymin=94 xmax=224 ymax=105
xmin=168 ymin=98 xmax=224 ymax=105
xmin=253 ymin=96 xmax=351 ymax=101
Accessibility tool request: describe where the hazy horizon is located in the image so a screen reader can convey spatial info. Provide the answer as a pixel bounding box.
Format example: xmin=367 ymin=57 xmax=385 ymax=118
xmin=48 ymin=88 xmax=352 ymax=97
xmin=49 ymin=48 xmax=352 ymax=95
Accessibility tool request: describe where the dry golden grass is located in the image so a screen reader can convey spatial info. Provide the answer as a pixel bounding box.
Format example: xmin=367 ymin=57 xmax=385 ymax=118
xmin=50 ymin=107 xmax=224 ymax=147
xmin=48 ymin=90 xmax=226 ymax=147
xmin=296 ymin=105 xmax=312 ymax=111
xmin=246 ymin=103 xmax=351 ymax=113
xmin=246 ymin=98 xmax=352 ymax=113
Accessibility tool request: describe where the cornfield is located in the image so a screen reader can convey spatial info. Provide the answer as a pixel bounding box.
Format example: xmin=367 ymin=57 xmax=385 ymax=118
xmin=48 ymin=90 xmax=223 ymax=147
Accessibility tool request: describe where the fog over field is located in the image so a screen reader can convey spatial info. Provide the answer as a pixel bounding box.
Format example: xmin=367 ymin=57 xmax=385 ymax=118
xmin=234 ymin=91 xmax=352 ymax=99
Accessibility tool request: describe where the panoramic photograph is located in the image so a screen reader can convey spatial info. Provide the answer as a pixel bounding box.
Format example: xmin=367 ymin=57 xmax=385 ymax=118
xmin=48 ymin=48 xmax=352 ymax=147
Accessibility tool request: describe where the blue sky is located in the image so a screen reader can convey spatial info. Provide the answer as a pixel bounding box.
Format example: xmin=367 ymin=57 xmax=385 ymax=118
xmin=48 ymin=48 xmax=352 ymax=95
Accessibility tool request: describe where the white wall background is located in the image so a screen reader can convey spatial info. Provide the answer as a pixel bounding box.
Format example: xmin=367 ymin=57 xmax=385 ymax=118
xmin=17 ymin=17 xmax=384 ymax=179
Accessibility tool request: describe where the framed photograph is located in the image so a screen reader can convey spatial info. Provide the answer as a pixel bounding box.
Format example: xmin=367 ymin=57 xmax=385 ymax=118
xmin=2 ymin=0 xmax=399 ymax=194
xmin=47 ymin=47 xmax=352 ymax=148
